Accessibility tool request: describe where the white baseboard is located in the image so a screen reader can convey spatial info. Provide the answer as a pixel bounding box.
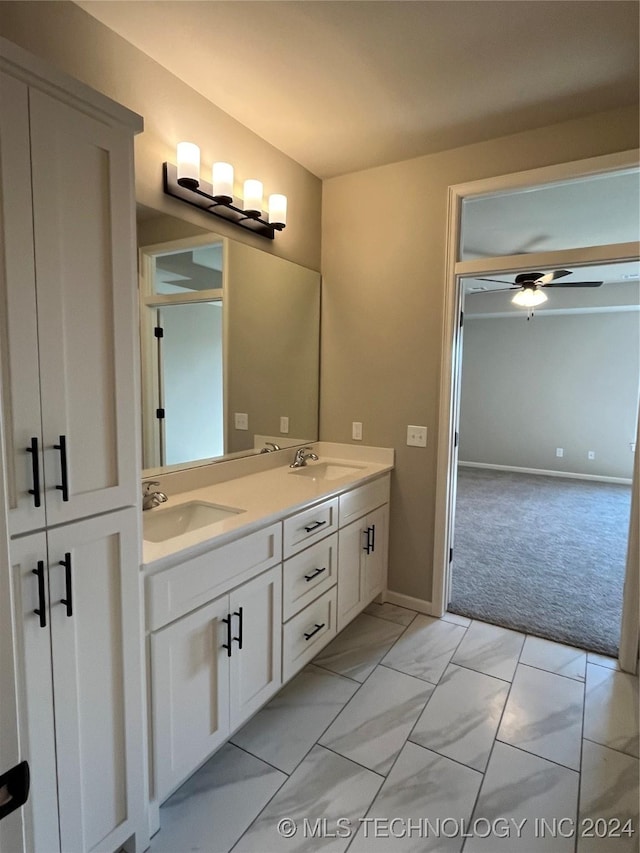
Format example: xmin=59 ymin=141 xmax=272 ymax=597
xmin=459 ymin=461 xmax=632 ymax=486
xmin=385 ymin=590 xmax=434 ymax=616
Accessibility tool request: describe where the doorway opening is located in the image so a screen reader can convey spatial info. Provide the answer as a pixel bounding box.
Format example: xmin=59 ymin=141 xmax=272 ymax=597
xmin=433 ymin=151 xmax=640 ymax=671
xmin=448 ymin=261 xmax=638 ymax=656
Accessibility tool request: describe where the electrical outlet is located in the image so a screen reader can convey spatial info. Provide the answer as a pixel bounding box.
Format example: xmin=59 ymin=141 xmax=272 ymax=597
xmin=234 ymin=412 xmax=248 ymax=430
xmin=588 ymin=450 xmax=595 ymax=460
xmin=407 ymin=425 xmax=427 ymax=447
xmin=280 ymin=416 xmax=289 ymax=434
xmin=352 ymin=422 xmax=363 ymax=441
xmin=556 ymin=448 xmax=564 ymax=458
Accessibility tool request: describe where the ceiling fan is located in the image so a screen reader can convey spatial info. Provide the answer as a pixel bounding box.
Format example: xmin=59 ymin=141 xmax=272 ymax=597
xmin=475 ymin=269 xmax=603 ymax=308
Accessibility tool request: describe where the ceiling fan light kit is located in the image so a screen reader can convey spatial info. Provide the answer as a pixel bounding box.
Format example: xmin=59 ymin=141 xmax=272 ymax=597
xmin=512 ymin=286 xmax=547 ymax=307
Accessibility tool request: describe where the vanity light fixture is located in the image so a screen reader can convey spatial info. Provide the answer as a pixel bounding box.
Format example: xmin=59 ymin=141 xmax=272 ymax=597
xmin=164 ymin=142 xmax=287 ymax=240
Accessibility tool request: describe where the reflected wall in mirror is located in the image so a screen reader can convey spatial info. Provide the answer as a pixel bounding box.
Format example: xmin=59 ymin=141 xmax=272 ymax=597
xmin=137 ymin=207 xmax=321 ymax=473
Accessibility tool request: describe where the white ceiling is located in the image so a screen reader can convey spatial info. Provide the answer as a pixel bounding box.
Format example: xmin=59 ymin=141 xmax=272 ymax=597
xmin=76 ymin=0 xmax=639 ymax=179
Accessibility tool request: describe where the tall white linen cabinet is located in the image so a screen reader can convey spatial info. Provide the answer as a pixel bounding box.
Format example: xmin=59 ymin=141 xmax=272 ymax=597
xmin=0 ymin=38 xmax=148 ymax=853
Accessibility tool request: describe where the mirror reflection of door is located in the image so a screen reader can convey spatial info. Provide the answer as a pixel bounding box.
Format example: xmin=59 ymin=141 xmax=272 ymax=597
xmin=155 ymin=301 xmax=224 ymax=466
xmin=141 ymin=238 xmax=226 ymax=468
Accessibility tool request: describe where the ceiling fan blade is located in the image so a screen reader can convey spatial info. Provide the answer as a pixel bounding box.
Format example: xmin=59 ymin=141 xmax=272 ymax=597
xmin=469 ymin=287 xmax=518 ymax=293
xmin=535 ymin=269 xmax=572 ymax=285
xmin=475 ymin=277 xmax=518 ymax=286
xmin=543 ymin=281 xmax=603 ymax=288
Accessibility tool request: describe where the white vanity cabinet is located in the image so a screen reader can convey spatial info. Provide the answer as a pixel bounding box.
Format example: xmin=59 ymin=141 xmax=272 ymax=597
xmin=0 ymin=67 xmax=139 ymax=537
xmin=147 ymin=527 xmax=282 ymax=802
xmin=337 ymin=476 xmax=390 ymax=631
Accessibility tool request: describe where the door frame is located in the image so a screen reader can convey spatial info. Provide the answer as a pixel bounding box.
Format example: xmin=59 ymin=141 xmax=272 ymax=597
xmin=432 ymin=149 xmax=640 ymax=673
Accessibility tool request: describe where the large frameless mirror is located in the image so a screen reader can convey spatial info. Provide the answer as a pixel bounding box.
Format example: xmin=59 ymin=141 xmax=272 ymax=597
xmin=137 ymin=207 xmax=321 ymax=473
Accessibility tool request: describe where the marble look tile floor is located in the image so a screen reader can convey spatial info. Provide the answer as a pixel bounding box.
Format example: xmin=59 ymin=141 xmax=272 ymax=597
xmin=151 ymin=608 xmax=639 ymax=853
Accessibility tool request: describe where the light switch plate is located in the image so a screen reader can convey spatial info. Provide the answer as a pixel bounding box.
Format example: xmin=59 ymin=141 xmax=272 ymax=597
xmin=280 ymin=416 xmax=289 ymax=434
xmin=234 ymin=412 xmax=248 ymax=430
xmin=407 ymin=425 xmax=427 ymax=447
xmin=352 ymin=422 xmax=363 ymax=441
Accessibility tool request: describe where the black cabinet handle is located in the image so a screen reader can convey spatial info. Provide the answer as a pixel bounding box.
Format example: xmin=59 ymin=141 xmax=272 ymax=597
xmin=303 ymin=520 xmax=327 ymax=533
xmin=32 ymin=560 xmax=46 ymax=628
xmin=233 ymin=607 xmax=243 ymax=650
xmin=59 ymin=553 xmax=72 ymax=617
xmin=304 ymin=566 xmax=327 ymax=582
xmin=26 ymin=437 xmax=41 ymax=508
xmin=304 ymin=622 xmax=325 ymax=641
xmin=222 ymin=614 xmax=232 ymax=657
xmin=370 ymin=524 xmax=376 ymax=553
xmin=363 ymin=527 xmax=372 ymax=554
xmin=53 ymin=435 xmax=69 ymax=502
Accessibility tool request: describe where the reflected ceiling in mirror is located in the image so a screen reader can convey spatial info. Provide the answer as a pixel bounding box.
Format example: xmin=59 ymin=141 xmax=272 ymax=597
xmin=137 ymin=206 xmax=321 ymax=475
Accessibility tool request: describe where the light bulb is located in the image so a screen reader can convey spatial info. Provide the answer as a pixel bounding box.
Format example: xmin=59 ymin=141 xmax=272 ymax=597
xmin=243 ymin=180 xmax=263 ymax=216
xmin=212 ymin=162 xmax=234 ymax=202
xmin=512 ymin=287 xmax=548 ymax=308
xmin=268 ymin=194 xmax=287 ymax=229
xmin=176 ymin=142 xmax=200 ymax=189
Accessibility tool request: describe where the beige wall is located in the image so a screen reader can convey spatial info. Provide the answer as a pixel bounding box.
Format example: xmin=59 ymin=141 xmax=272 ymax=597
xmin=459 ymin=312 xmax=639 ymax=480
xmin=0 ymin=1 xmax=322 ymax=271
xmin=321 ymin=107 xmax=639 ymax=603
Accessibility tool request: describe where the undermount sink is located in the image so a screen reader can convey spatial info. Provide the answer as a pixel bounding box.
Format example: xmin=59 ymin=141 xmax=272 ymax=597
xmin=291 ymin=462 xmax=365 ymax=482
xmin=143 ymin=501 xmax=244 ymax=542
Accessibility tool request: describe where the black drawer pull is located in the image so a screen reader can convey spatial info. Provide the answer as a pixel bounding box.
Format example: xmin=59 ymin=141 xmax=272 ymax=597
xmin=304 ymin=566 xmax=327 ymax=582
xmin=303 ymin=520 xmax=327 ymax=533
xmin=233 ymin=607 xmax=243 ymax=650
xmin=32 ymin=560 xmax=46 ymax=628
xmin=53 ymin=435 xmax=69 ymax=502
xmin=370 ymin=524 xmax=376 ymax=553
xmin=59 ymin=553 xmax=72 ymax=617
xmin=26 ymin=437 xmax=41 ymax=508
xmin=304 ymin=622 xmax=325 ymax=641
xmin=222 ymin=614 xmax=232 ymax=657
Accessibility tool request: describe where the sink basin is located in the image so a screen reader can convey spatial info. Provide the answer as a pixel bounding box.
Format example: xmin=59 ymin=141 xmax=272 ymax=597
xmin=143 ymin=501 xmax=244 ymax=542
xmin=291 ymin=462 xmax=364 ymax=482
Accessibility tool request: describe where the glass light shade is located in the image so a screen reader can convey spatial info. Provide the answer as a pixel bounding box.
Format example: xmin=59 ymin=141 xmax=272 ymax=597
xmin=512 ymin=287 xmax=548 ymax=307
xmin=243 ymin=179 xmax=263 ymax=215
xmin=212 ymin=162 xmax=234 ymax=201
xmin=268 ymin=194 xmax=287 ymax=228
xmin=176 ymin=142 xmax=200 ymax=188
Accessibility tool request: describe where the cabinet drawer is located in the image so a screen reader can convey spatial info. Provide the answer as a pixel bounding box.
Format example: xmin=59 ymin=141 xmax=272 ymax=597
xmin=339 ymin=474 xmax=390 ymax=527
xmin=282 ymin=497 xmax=338 ymax=559
xmin=282 ymin=587 xmax=337 ymax=682
xmin=283 ymin=534 xmax=337 ymax=621
xmin=147 ymin=523 xmax=282 ymax=631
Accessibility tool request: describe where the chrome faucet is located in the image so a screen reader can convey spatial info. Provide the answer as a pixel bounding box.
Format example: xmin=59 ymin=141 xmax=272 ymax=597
xmin=142 ymin=480 xmax=168 ymax=510
xmin=290 ymin=447 xmax=319 ymax=468
xmin=260 ymin=442 xmax=281 ymax=453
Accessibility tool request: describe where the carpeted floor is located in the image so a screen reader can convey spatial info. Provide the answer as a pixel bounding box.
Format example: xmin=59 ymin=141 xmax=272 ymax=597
xmin=448 ymin=467 xmax=633 ymax=656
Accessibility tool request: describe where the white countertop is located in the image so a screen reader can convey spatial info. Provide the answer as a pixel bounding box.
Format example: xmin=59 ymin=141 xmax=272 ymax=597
xmin=142 ymin=443 xmax=394 ymax=571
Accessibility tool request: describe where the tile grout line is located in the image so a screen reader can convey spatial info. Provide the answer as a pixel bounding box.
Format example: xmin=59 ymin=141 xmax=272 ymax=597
xmin=574 ymin=673 xmax=587 ymax=853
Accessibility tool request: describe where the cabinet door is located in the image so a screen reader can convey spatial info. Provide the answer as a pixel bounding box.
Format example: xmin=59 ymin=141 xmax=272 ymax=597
xmin=47 ymin=510 xmax=144 ymax=853
xmin=0 ymin=72 xmax=47 ymax=535
xmin=151 ymin=595 xmax=231 ymax=803
xmin=337 ymin=519 xmax=366 ymax=632
xmin=362 ymin=504 xmax=388 ymax=604
xmin=229 ymin=565 xmax=282 ymax=729
xmin=29 ymin=90 xmax=138 ymax=526
xmin=8 ymin=533 xmax=60 ymax=853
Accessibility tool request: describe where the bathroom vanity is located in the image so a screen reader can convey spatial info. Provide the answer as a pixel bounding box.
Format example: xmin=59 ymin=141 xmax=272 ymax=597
xmin=141 ymin=443 xmax=393 ymax=822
